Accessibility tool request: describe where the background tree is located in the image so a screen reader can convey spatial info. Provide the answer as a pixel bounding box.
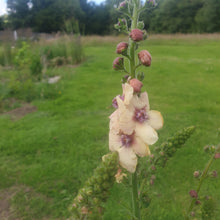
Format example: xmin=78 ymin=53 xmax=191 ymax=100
xmin=195 ymin=0 xmax=220 ymax=33
xmin=7 ymin=0 xmax=32 ymax=29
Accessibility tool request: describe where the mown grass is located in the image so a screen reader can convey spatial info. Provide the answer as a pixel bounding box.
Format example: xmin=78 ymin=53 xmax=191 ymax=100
xmin=0 ymin=35 xmax=220 ymax=219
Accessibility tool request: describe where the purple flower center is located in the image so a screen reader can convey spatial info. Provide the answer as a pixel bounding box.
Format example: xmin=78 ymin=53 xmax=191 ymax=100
xmin=134 ymin=107 xmax=148 ymax=123
xmin=121 ymin=133 xmax=134 ymax=147
xmin=112 ymin=95 xmax=124 ymax=109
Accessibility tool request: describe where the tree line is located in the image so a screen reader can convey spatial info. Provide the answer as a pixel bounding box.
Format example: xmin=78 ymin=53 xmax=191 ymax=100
xmin=0 ymin=0 xmax=219 ymax=34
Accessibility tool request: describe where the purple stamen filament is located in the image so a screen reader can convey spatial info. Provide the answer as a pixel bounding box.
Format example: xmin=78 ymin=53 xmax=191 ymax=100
xmin=134 ymin=107 xmax=148 ymax=123
xmin=121 ymin=133 xmax=134 ymax=147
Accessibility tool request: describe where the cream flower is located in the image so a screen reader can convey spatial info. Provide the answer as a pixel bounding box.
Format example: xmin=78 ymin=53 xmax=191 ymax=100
xmin=109 ymin=83 xmax=163 ymax=173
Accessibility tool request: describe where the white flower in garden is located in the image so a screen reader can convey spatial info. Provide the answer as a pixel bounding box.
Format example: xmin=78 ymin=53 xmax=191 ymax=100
xmin=109 ymin=83 xmax=163 ymax=173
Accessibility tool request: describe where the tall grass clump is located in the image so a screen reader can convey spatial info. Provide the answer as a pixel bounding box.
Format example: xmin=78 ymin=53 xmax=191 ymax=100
xmin=0 ymin=42 xmax=15 ymax=66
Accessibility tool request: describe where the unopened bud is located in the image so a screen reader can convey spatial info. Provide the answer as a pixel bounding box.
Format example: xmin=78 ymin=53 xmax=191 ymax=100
xmin=160 ymin=151 xmax=164 ymax=156
xmin=191 ymin=211 xmax=195 ymax=217
xmin=212 ymin=170 xmax=218 ymax=177
xmin=129 ymin=78 xmax=143 ymax=93
xmin=130 ymin=29 xmax=144 ymax=42
xmin=151 ymin=166 xmax=156 ymax=171
xmin=113 ymin=57 xmax=124 ymax=70
xmin=121 ymin=74 xmax=129 ymax=83
xmin=150 ymin=179 xmax=154 ymax=185
xmin=214 ymin=153 xmax=220 ymax=159
xmin=189 ymin=190 xmax=198 ymax=198
xmin=116 ymin=42 xmax=128 ymax=54
xmin=118 ymin=1 xmax=127 ymax=9
xmin=195 ymin=200 xmax=201 ymax=205
xmin=138 ymin=50 xmax=152 ymax=66
xmin=193 ymin=171 xmax=200 ymax=178
xmin=137 ymin=21 xmax=145 ymax=30
xmin=151 ymin=175 xmax=156 ymax=180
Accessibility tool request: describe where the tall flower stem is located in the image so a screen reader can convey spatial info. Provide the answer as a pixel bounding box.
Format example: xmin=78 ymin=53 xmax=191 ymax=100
xmin=132 ymin=171 xmax=141 ymax=220
xmin=129 ymin=0 xmax=140 ymax=78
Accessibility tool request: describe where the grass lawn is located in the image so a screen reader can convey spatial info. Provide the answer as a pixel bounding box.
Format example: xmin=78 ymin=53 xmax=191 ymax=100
xmin=0 ymin=35 xmax=220 ymax=219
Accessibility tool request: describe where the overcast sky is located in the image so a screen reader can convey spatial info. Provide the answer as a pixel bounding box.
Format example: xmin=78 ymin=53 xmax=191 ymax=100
xmin=0 ymin=0 xmax=7 ymax=16
xmin=0 ymin=0 xmax=105 ymax=16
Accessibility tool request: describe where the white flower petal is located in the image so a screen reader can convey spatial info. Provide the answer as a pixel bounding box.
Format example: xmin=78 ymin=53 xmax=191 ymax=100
xmin=109 ymin=110 xmax=119 ymax=131
xmin=131 ymin=92 xmax=150 ymax=110
xmin=123 ymin=83 xmax=134 ymax=105
xmin=118 ymin=147 xmax=137 ymax=173
xmin=135 ymin=123 xmax=158 ymax=145
xmin=117 ymin=97 xmax=135 ymax=135
xmin=109 ymin=130 xmax=121 ymax=151
xmin=132 ymin=136 xmax=151 ymax=157
xmin=148 ymin=110 xmax=164 ymax=130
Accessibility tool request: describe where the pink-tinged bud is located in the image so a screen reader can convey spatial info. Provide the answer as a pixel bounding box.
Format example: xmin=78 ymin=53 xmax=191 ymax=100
xmin=129 ymin=78 xmax=143 ymax=93
xmin=214 ymin=153 xmax=220 ymax=159
xmin=129 ymin=29 xmax=144 ymax=42
xmin=150 ymin=179 xmax=154 ymax=185
xmin=138 ymin=50 xmax=152 ymax=66
xmin=212 ymin=170 xmax=218 ymax=177
xmin=193 ymin=171 xmax=200 ymax=178
xmin=195 ymin=200 xmax=201 ymax=205
xmin=151 ymin=166 xmax=156 ymax=171
xmin=113 ymin=57 xmax=124 ymax=70
xmin=189 ymin=190 xmax=198 ymax=198
xmin=116 ymin=42 xmax=128 ymax=54
xmin=119 ymin=1 xmax=127 ymax=9
xmin=191 ymin=212 xmax=195 ymax=217
xmin=151 ymin=175 xmax=156 ymax=180
xmin=160 ymin=151 xmax=164 ymax=156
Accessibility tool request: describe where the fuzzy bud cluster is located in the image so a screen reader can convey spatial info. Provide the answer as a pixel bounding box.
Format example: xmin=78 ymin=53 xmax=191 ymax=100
xmin=156 ymin=126 xmax=196 ymax=167
xmin=70 ymin=152 xmax=118 ymax=219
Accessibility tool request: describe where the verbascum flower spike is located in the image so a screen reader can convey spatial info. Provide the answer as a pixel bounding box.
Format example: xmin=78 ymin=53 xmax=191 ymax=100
xmin=70 ymin=152 xmax=118 ymax=219
xmin=109 ymin=83 xmax=163 ymax=173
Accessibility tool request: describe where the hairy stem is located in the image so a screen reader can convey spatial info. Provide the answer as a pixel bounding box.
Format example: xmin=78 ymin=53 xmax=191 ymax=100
xmin=129 ymin=0 xmax=139 ymax=78
xmin=132 ymin=171 xmax=141 ymax=220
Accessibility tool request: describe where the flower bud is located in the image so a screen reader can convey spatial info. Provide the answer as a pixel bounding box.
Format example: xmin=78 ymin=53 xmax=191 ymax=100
xmin=193 ymin=171 xmax=200 ymax=178
xmin=130 ymin=29 xmax=144 ymax=42
xmin=129 ymin=78 xmax=143 ymax=93
xmin=214 ymin=153 xmax=220 ymax=159
xmin=195 ymin=200 xmax=201 ymax=205
xmin=137 ymin=21 xmax=145 ymax=30
xmin=138 ymin=50 xmax=152 ymax=66
xmin=151 ymin=166 xmax=156 ymax=171
xmin=116 ymin=42 xmax=128 ymax=54
xmin=191 ymin=212 xmax=195 ymax=217
xmin=118 ymin=1 xmax=127 ymax=9
xmin=113 ymin=57 xmax=124 ymax=70
xmin=189 ymin=190 xmax=198 ymax=198
xmin=121 ymin=74 xmax=129 ymax=83
xmin=150 ymin=179 xmax=154 ymax=185
xmin=211 ymin=170 xmax=217 ymax=177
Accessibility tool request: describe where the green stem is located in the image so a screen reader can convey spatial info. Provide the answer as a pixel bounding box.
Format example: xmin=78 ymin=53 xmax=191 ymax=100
xmin=129 ymin=0 xmax=139 ymax=78
xmin=132 ymin=171 xmax=141 ymax=220
xmin=186 ymin=154 xmax=215 ymax=219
